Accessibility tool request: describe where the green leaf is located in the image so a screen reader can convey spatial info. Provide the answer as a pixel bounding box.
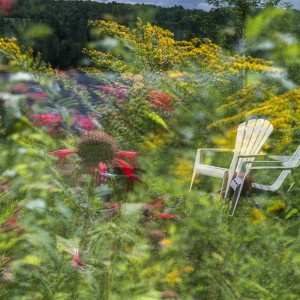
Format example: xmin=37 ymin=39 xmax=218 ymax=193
xmin=142 ymin=110 xmax=169 ymax=131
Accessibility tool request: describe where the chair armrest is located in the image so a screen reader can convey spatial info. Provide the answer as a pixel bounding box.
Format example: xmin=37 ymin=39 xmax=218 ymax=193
xmin=247 ymin=166 xmax=295 ymax=171
xmin=237 ymin=154 xmax=267 ymax=158
xmin=238 ymin=159 xmax=284 ymax=173
xmin=196 ymin=148 xmax=234 ymax=153
xmin=195 ymin=148 xmax=234 ymax=165
xmin=268 ymin=155 xmax=291 ymax=162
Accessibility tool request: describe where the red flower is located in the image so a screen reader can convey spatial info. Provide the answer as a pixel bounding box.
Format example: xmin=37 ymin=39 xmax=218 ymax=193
xmin=70 ymin=248 xmax=88 ymax=269
xmin=49 ymin=149 xmax=78 ymax=162
xmin=147 ymin=91 xmax=173 ymax=111
xmin=115 ymin=149 xmax=143 ymax=166
xmin=152 ymin=213 xmax=178 ymax=220
xmin=31 ymin=114 xmax=62 ymax=126
xmin=112 ymin=157 xmax=143 ymax=184
xmin=144 ymin=200 xmax=165 ymax=210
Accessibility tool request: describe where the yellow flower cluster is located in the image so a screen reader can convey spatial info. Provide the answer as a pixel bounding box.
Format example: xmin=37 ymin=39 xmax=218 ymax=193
xmin=86 ymin=19 xmax=275 ymax=77
xmin=164 ymin=269 xmax=182 ymax=284
xmin=266 ymin=200 xmax=286 ymax=213
xmin=210 ymin=83 xmax=299 ymax=151
xmin=0 ymin=37 xmax=52 ymax=73
xmin=251 ymin=208 xmax=266 ymax=223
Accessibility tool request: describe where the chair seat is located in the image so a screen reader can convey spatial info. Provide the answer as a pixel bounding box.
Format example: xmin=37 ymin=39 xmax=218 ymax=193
xmin=195 ymin=164 xmax=227 ymax=178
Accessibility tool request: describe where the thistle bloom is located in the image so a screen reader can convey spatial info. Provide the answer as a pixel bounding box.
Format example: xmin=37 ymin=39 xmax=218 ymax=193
xmin=77 ymin=131 xmax=117 ymax=166
xmin=49 ymin=131 xmax=143 ymax=184
xmin=70 ymin=247 xmax=87 ymax=269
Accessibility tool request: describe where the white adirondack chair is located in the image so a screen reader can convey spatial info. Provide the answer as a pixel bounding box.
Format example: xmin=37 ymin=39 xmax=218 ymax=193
xmin=228 ymin=145 xmax=300 ymax=216
xmin=189 ymin=119 xmax=274 ymax=200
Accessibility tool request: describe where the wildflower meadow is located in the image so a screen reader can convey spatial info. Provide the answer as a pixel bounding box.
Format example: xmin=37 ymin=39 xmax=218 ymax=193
xmin=0 ymin=1 xmax=300 ymax=299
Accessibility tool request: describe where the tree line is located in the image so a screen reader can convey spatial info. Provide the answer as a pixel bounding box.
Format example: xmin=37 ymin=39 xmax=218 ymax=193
xmin=1 ymin=0 xmax=300 ymax=71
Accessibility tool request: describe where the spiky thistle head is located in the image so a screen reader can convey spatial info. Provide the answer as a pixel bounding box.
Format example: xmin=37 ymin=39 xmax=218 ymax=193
xmin=77 ymin=131 xmax=117 ymax=166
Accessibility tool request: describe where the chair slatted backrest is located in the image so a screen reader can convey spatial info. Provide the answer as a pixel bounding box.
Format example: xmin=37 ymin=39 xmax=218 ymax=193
xmin=225 ymin=119 xmax=273 ymax=196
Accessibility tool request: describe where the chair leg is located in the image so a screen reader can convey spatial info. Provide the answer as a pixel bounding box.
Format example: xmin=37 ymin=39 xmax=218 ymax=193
xmin=228 ymin=178 xmax=245 ymax=216
xmin=189 ymin=171 xmax=197 ymax=192
xmin=220 ymin=171 xmax=228 ymax=199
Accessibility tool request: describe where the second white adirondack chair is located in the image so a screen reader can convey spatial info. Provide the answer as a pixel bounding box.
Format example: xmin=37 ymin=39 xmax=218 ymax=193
xmin=228 ymin=144 xmax=300 ymax=216
xmin=189 ymin=119 xmax=274 ymax=199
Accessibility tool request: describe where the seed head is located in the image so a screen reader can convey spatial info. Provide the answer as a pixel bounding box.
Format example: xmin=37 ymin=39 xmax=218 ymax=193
xmin=77 ymin=131 xmax=117 ymax=166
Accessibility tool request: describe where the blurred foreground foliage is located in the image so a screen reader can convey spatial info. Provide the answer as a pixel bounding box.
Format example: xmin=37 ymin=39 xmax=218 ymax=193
xmin=0 ymin=8 xmax=300 ymax=300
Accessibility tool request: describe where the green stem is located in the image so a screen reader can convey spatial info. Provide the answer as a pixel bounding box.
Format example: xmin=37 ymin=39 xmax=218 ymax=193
xmin=80 ymin=172 xmax=97 ymax=250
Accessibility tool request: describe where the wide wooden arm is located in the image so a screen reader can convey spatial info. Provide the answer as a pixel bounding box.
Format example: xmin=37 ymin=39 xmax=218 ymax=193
xmin=237 ymin=154 xmax=267 ymax=158
xmin=238 ymin=159 xmax=285 ymax=173
xmin=247 ymin=166 xmax=295 ymax=171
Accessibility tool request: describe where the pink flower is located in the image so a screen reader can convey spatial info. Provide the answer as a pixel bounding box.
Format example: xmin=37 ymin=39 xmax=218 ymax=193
xmin=31 ymin=114 xmax=62 ymax=126
xmin=70 ymin=248 xmax=88 ymax=269
xmin=28 ymin=91 xmax=47 ymax=100
xmin=49 ymin=149 xmax=78 ymax=162
xmin=0 ymin=0 xmax=16 ymax=14
xmin=152 ymin=213 xmax=178 ymax=220
xmin=74 ymin=115 xmax=97 ymax=131
xmin=98 ymin=162 xmax=108 ymax=183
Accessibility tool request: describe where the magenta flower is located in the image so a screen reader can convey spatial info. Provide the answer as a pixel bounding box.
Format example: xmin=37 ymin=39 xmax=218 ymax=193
xmin=74 ymin=115 xmax=97 ymax=131
xmin=28 ymin=91 xmax=48 ymax=100
xmin=31 ymin=114 xmax=62 ymax=126
xmin=98 ymin=162 xmax=108 ymax=183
